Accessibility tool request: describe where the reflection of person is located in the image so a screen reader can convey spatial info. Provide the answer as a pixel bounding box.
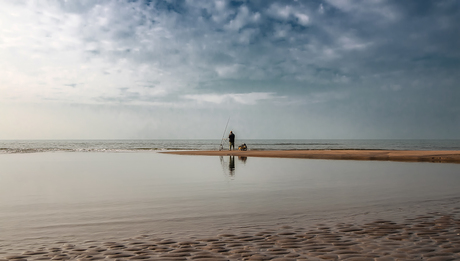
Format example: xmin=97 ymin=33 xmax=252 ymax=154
xmin=229 ymin=156 xmax=235 ymax=175
xmin=228 ymin=131 xmax=235 ymax=150
xmin=220 ymin=155 xmax=235 ymax=177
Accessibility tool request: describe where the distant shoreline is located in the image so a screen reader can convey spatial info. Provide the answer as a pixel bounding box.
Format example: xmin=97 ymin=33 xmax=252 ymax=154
xmin=162 ymin=149 xmax=460 ymax=164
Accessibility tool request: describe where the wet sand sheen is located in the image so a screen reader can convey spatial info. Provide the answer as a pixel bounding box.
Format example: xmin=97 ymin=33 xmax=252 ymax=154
xmin=163 ymin=150 xmax=460 ymax=163
xmin=2 ymin=212 xmax=460 ymax=261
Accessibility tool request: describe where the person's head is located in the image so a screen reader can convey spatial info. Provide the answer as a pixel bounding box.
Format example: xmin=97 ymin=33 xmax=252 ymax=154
xmin=230 ymin=131 xmax=233 ymax=134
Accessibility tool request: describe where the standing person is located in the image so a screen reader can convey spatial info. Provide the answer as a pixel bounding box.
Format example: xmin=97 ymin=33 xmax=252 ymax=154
xmin=228 ymin=131 xmax=235 ymax=150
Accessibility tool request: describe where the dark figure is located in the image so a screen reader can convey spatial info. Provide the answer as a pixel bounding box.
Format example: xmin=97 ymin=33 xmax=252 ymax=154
xmin=229 ymin=156 xmax=235 ymax=175
xmin=228 ymin=131 xmax=235 ymax=150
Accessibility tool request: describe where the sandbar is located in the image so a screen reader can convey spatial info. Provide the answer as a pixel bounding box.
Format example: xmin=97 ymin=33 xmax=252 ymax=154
xmin=163 ymin=150 xmax=460 ymax=163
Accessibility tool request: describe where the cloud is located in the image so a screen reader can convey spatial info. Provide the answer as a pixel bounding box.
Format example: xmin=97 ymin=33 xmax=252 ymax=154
xmin=0 ymin=0 xmax=459 ymax=139
xmin=324 ymin=0 xmax=400 ymax=22
xmin=183 ymin=92 xmax=278 ymax=105
xmin=224 ymin=5 xmax=261 ymax=31
xmin=0 ymin=0 xmax=365 ymax=106
xmin=267 ymin=2 xmax=310 ymax=26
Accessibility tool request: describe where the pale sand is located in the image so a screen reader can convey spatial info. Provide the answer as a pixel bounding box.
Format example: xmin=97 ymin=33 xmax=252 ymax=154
xmin=2 ymin=212 xmax=460 ymax=260
xmin=162 ymin=150 xmax=460 ymax=163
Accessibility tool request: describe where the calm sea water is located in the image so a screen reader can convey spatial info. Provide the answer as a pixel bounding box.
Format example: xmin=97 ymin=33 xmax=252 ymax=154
xmin=1 ymin=139 xmax=460 ymax=153
xmin=1 ymin=140 xmax=460 ymax=252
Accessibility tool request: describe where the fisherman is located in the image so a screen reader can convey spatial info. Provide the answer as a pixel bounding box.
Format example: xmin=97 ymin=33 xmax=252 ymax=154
xmin=228 ymin=131 xmax=235 ymax=150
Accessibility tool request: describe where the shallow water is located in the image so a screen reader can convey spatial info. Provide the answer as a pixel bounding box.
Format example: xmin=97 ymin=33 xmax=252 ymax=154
xmin=1 ymin=152 xmax=460 ymax=252
xmin=1 ymin=139 xmax=460 ymax=153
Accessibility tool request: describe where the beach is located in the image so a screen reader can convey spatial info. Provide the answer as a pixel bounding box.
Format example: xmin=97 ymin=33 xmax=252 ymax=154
xmin=1 ymin=151 xmax=460 ymax=260
xmin=2 ymin=212 xmax=460 ymax=260
xmin=163 ymin=149 xmax=460 ymax=164
xmin=2 ymin=0 xmax=459 ymax=258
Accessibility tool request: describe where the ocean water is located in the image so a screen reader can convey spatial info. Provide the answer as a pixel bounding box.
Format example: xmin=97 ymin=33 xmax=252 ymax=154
xmin=0 ymin=140 xmax=460 ymax=252
xmin=1 ymin=139 xmax=460 ymax=154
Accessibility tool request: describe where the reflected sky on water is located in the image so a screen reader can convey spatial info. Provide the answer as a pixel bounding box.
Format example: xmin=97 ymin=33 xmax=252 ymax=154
xmin=1 ymin=152 xmax=460 ymax=250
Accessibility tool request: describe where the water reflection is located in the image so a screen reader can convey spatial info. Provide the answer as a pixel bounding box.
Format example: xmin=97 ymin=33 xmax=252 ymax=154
xmin=229 ymin=156 xmax=235 ymax=175
xmin=219 ymin=156 xmax=249 ymax=177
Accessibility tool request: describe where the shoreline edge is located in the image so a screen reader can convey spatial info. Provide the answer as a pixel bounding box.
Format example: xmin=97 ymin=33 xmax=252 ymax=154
xmin=162 ymin=150 xmax=460 ymax=164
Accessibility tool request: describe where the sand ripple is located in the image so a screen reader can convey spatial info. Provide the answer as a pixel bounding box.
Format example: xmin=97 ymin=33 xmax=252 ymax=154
xmin=2 ymin=213 xmax=460 ymax=260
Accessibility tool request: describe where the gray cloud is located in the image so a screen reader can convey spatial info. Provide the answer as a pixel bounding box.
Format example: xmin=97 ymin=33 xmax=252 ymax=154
xmin=1 ymin=0 xmax=459 ymax=139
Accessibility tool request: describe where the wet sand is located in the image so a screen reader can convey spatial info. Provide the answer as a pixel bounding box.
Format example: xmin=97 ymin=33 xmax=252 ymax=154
xmin=2 ymin=211 xmax=460 ymax=261
xmin=163 ymin=150 xmax=460 ymax=163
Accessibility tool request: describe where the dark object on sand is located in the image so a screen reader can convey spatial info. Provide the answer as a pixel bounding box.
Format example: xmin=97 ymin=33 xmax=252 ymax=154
xmin=238 ymin=143 xmax=247 ymax=151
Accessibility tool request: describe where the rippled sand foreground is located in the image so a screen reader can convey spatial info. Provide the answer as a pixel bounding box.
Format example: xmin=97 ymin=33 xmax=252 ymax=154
xmin=3 ymin=213 xmax=460 ymax=261
xmin=163 ymin=150 xmax=460 ymax=163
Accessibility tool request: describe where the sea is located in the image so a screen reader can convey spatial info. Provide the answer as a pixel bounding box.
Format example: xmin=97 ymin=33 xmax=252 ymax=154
xmin=1 ymin=139 xmax=460 ymax=253
xmin=1 ymin=139 xmax=460 ymax=153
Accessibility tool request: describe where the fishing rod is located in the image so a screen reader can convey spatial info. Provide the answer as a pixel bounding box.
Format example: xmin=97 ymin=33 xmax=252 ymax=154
xmin=219 ymin=117 xmax=230 ymax=151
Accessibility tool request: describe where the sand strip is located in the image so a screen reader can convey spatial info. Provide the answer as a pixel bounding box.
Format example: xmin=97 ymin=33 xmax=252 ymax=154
xmin=162 ymin=150 xmax=460 ymax=163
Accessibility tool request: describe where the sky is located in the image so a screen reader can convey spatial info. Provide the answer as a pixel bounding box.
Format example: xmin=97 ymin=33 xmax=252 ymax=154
xmin=0 ymin=0 xmax=459 ymax=140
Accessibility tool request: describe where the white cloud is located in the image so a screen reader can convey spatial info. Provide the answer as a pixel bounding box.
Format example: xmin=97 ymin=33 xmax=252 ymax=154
xmin=325 ymin=0 xmax=399 ymax=22
xmin=225 ymin=5 xmax=250 ymax=31
xmin=214 ymin=0 xmax=226 ymax=12
xmin=267 ymin=4 xmax=292 ymax=20
xmin=215 ymin=64 xmax=241 ymax=78
xmin=294 ymin=13 xmax=310 ymax=26
xmin=273 ymin=23 xmax=291 ymax=39
xmin=238 ymin=28 xmax=259 ymax=44
xmin=230 ymin=92 xmax=277 ymax=105
xmin=210 ymin=0 xmax=232 ymax=24
xmin=339 ymin=36 xmax=372 ymax=50
xmin=0 ymin=0 xmax=197 ymax=105
xmin=266 ymin=3 xmax=309 ymax=26
xmin=183 ymin=92 xmax=277 ymax=105
xmin=1 ymin=1 xmax=321 ymax=107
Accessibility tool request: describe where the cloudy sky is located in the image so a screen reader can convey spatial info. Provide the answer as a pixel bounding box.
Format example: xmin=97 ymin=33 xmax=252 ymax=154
xmin=1 ymin=0 xmax=459 ymax=139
